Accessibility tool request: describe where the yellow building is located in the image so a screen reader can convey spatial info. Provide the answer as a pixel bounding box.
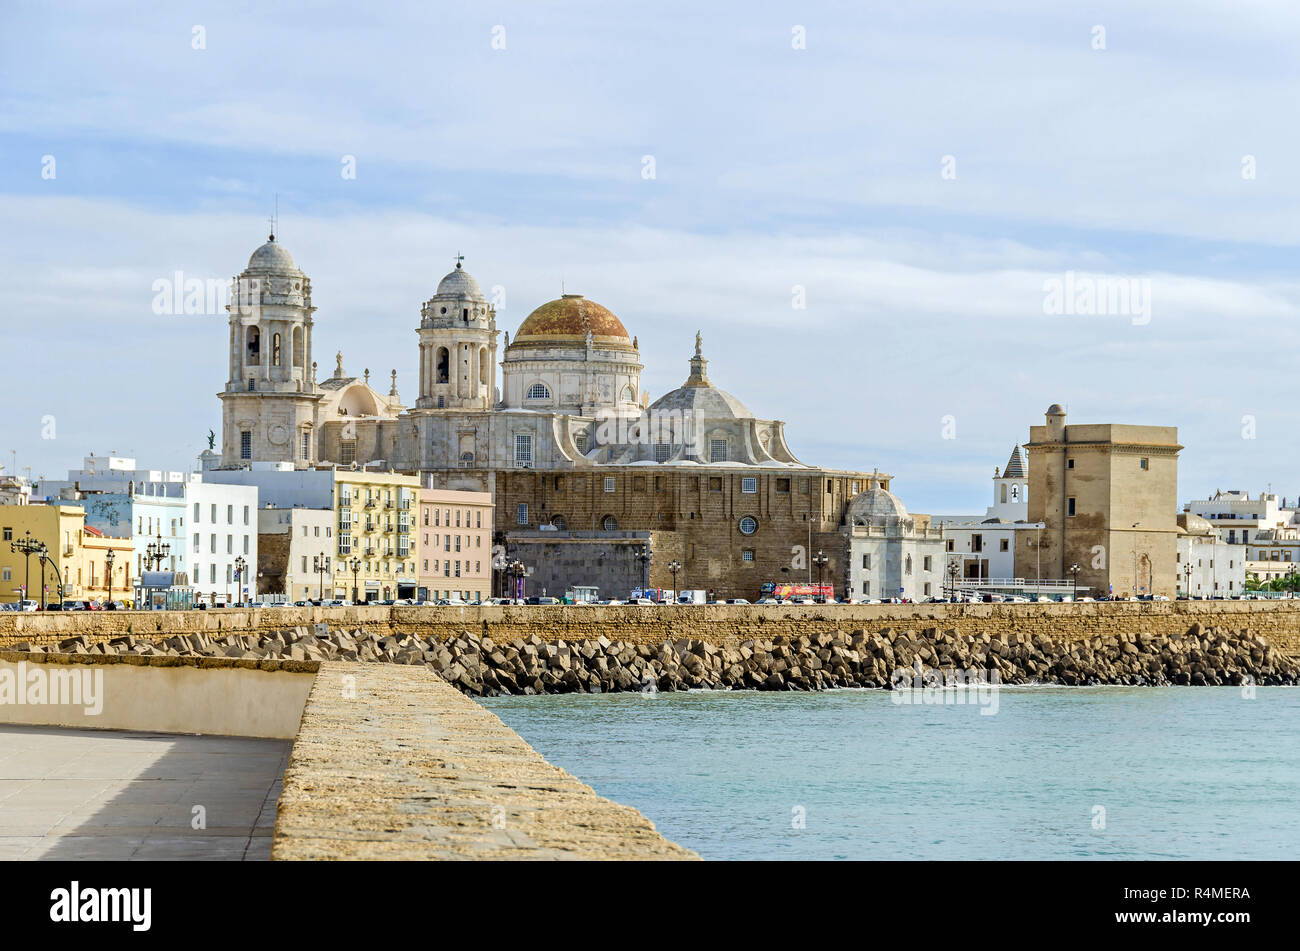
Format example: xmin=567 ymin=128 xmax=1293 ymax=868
xmin=77 ymin=525 xmax=136 ymax=605
xmin=1 ymin=503 xmax=131 ymax=605
xmin=331 ymin=471 xmax=421 ymax=602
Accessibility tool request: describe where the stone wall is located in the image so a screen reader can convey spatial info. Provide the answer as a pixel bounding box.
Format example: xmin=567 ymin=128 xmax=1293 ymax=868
xmin=272 ymin=661 xmax=697 ymax=859
xmin=5 ymin=601 xmax=1300 ymax=654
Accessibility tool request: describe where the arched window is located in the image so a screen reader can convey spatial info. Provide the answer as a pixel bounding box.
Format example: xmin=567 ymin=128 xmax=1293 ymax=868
xmin=552 ymin=515 xmax=567 ymax=530
xmin=527 ymin=383 xmax=551 ymax=400
xmin=1010 ymin=485 xmax=1019 ymax=503
xmin=1000 ymin=484 xmax=1007 ymax=504
xmin=602 ymin=515 xmax=617 ymax=531
xmin=459 ymin=451 xmax=474 ymax=468
xmin=739 ymin=516 xmax=757 ymax=535
xmin=478 ymin=347 xmax=488 ymax=385
xmin=436 ymin=347 xmax=449 ymax=384
xmin=1022 ymin=484 xmax=1028 ymax=503
xmin=272 ymin=333 xmax=282 ymax=366
xmin=292 ymin=326 xmax=304 ymax=368
xmin=574 ymin=432 xmax=588 ymax=454
xmin=622 ymin=386 xmax=635 ymax=402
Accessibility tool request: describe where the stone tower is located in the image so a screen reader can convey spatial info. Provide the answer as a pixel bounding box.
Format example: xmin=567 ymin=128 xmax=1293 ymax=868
xmin=218 ymin=234 xmax=322 ymax=467
xmin=416 ymin=259 xmax=498 ymax=411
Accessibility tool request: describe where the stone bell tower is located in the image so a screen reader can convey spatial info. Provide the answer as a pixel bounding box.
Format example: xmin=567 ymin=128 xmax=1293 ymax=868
xmin=218 ymin=233 xmax=322 ymax=467
xmin=416 ymin=257 xmax=499 ymax=410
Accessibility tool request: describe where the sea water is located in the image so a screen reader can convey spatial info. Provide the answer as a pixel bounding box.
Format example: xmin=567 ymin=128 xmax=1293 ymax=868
xmin=481 ymin=686 xmax=1300 ymax=860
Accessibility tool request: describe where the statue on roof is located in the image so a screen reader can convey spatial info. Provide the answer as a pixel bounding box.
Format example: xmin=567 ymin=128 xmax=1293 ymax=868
xmin=207 ymin=429 xmax=216 ymax=450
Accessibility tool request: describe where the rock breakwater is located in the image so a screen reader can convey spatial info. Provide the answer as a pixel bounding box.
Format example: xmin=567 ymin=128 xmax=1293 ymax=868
xmin=12 ymin=622 xmax=1297 ymax=694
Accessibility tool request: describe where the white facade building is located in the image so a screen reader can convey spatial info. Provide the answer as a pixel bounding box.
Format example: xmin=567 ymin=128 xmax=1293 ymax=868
xmin=258 ymin=507 xmax=334 ymax=602
xmin=1184 ymin=490 xmax=1295 ymax=547
xmin=845 ymin=486 xmax=945 ymax=601
xmin=1176 ymin=514 xmax=1245 ymax=597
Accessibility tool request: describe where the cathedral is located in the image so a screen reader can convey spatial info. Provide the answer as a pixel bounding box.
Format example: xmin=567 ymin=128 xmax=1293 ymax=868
xmin=217 ymin=233 xmax=896 ymax=598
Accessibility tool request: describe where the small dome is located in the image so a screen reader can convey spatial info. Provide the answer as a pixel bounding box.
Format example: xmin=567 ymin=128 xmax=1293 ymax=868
xmin=1178 ymin=512 xmax=1214 ymax=535
xmin=848 ymin=486 xmax=909 ymax=522
xmin=435 ymin=261 xmax=486 ymax=301
xmin=650 ymin=383 xmax=752 ymax=420
xmin=1046 ymin=403 xmax=1066 ymax=416
xmin=246 ymin=235 xmax=300 ymax=273
xmin=512 ymin=294 xmax=633 ymax=350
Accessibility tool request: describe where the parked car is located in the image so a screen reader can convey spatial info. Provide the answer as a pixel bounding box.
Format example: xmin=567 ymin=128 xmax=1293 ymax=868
xmin=756 ymin=598 xmax=781 ymax=604
xmin=626 ymin=598 xmax=656 ymax=605
xmin=722 ymin=598 xmax=750 ymax=604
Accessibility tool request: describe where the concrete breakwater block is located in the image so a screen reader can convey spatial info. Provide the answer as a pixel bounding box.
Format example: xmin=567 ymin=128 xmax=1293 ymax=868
xmin=18 ymin=623 xmax=1299 ymax=695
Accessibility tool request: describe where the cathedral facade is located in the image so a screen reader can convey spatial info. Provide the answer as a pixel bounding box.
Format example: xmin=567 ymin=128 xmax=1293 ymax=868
xmin=217 ymin=236 xmax=897 ymax=599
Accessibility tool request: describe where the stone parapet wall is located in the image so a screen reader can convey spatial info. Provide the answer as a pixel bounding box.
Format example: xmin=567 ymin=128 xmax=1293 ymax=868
xmin=4 ymin=601 xmax=1300 ymax=654
xmin=272 ymin=662 xmax=697 ymax=859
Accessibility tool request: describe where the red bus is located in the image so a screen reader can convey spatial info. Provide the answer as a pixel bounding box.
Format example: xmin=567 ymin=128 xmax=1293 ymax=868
xmin=758 ymin=582 xmax=834 ymax=601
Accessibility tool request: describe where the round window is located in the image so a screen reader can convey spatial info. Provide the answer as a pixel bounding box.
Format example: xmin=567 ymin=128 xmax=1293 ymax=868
xmin=739 ymin=516 xmax=757 ymax=535
xmin=603 ymin=515 xmax=617 ymax=531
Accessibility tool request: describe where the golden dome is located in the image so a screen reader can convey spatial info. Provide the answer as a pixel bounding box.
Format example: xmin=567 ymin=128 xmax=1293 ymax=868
xmin=511 ymin=294 xmax=635 ymax=351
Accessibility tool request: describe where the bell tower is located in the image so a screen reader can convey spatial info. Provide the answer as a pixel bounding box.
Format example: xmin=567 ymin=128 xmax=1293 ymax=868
xmin=218 ymin=233 xmax=322 ymax=467
xmin=416 ymin=257 xmax=498 ymax=410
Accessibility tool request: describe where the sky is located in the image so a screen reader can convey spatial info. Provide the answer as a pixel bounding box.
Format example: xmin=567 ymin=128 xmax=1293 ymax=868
xmin=3 ymin=0 xmax=1300 ymax=514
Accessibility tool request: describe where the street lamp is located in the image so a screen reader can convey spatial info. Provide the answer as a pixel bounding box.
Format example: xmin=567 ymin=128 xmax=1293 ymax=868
xmin=313 ymin=554 xmax=330 ymax=601
xmin=635 ymin=544 xmax=651 ymax=593
xmin=234 ymin=555 xmax=247 ymax=606
xmin=350 ymin=556 xmax=361 ymax=603
xmin=36 ymin=542 xmax=63 ymax=610
xmin=668 ymin=560 xmax=682 ymax=598
xmin=1069 ymin=563 xmax=1080 ymax=602
xmin=104 ymin=547 xmax=116 ymax=608
xmin=507 ymin=559 xmax=526 ymax=601
xmin=145 ymin=532 xmax=171 ymax=571
xmin=812 ymin=550 xmax=829 ymax=600
xmin=1183 ymin=561 xmax=1193 ymax=599
xmin=1131 ymin=522 xmax=1140 ymax=599
xmin=946 ymin=559 xmax=960 ymax=600
xmin=11 ymin=529 xmax=41 ymax=604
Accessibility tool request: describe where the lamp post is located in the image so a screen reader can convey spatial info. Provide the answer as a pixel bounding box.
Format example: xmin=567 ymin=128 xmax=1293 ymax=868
xmin=668 ymin=560 xmax=681 ymax=599
xmin=635 ymin=544 xmax=651 ymax=594
xmin=507 ymin=559 xmax=526 ymax=602
xmin=145 ymin=532 xmax=171 ymax=572
xmin=1183 ymin=561 xmax=1193 ymax=599
xmin=313 ymin=554 xmax=330 ymax=601
xmin=812 ymin=550 xmax=829 ymax=600
xmin=350 ymin=556 xmax=361 ymax=603
xmin=104 ymin=547 xmax=116 ymax=608
xmin=1069 ymin=562 xmax=1080 ymax=602
xmin=1131 ymin=522 xmax=1140 ymax=599
xmin=11 ymin=530 xmax=41 ymax=604
xmin=946 ymin=558 xmax=960 ymax=601
xmin=36 ymin=543 xmax=63 ymax=610
xmin=234 ymin=555 xmax=246 ymax=606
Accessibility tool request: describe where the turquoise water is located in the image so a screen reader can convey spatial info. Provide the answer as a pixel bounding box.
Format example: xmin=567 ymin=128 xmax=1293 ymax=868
xmin=480 ymin=687 xmax=1300 ymax=860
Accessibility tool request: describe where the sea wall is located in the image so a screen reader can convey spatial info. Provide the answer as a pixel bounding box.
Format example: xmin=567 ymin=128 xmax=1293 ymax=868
xmin=271 ymin=661 xmax=697 ymax=859
xmin=5 ymin=601 xmax=1300 ymax=653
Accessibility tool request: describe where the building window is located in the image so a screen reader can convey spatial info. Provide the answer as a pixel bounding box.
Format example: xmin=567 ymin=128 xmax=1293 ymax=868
xmin=301 ymin=431 xmax=310 ymax=460
xmin=193 ymin=533 xmax=200 ymax=552
xmin=742 ymin=549 xmax=755 ymax=562
xmin=240 ymin=431 xmax=251 ymax=459
xmin=863 ymin=554 xmax=871 ymax=570
xmin=604 ymin=477 xmax=616 ymax=493
xmin=552 ymin=515 xmax=567 ymax=530
xmin=1067 ymin=497 xmax=1076 ymax=517
xmin=654 ymin=443 xmax=671 ymax=463
xmin=738 ymin=516 xmax=757 ymax=535
xmin=710 ymin=439 xmax=727 ymax=462
xmin=923 ymin=556 xmax=932 ymax=571
xmin=602 ymin=515 xmax=617 ymax=531
xmin=905 ymin=555 xmax=912 ymax=575
xmin=972 ymin=534 xmax=983 ymax=553
xmin=1140 ymin=458 xmax=1149 ymax=470
xmin=527 ymin=383 xmax=551 ymax=400
xmin=341 ymin=441 xmax=356 ymax=465
xmin=515 ymin=434 xmax=532 ymax=466
xmin=709 ymin=477 xmax=722 ymax=492
xmin=574 ymin=433 xmax=588 ymax=454
xmin=1000 ymin=538 xmax=1009 ymax=552
xmin=776 ymin=478 xmax=790 ymax=493
xmin=742 ymin=477 xmax=757 ymax=494
xmin=1067 ymin=459 xmax=1074 ymax=470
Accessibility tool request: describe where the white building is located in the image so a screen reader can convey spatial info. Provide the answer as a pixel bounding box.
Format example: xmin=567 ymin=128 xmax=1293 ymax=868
xmin=845 ymin=486 xmax=945 ymax=601
xmin=1184 ymin=490 xmax=1295 ymax=546
xmin=1176 ymin=513 xmax=1245 ymax=597
xmin=933 ymin=446 xmax=1046 ymax=590
xmin=34 ymin=454 xmax=257 ymax=605
xmin=258 ymin=507 xmax=334 ymax=602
